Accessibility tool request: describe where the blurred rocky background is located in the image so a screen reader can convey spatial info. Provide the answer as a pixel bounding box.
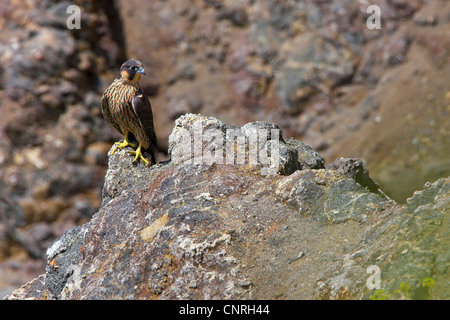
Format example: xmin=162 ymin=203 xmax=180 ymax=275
xmin=0 ymin=0 xmax=449 ymax=298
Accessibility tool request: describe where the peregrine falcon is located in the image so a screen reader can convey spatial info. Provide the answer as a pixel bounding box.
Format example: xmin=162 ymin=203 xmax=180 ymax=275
xmin=101 ymin=59 xmax=158 ymax=165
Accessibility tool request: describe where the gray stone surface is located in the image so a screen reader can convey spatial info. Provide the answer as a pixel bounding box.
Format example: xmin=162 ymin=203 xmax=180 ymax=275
xmin=5 ymin=115 xmax=449 ymax=300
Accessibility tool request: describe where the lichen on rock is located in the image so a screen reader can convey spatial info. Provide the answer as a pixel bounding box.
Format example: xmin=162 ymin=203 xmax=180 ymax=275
xmin=5 ymin=114 xmax=449 ymax=300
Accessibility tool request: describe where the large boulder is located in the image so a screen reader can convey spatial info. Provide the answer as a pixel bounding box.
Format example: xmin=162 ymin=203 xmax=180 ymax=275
xmin=6 ymin=115 xmax=449 ymax=300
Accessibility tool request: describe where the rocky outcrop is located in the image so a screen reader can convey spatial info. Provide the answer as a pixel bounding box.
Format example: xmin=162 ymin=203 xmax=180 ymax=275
xmin=6 ymin=115 xmax=449 ymax=300
xmin=1 ymin=0 xmax=449 ymax=298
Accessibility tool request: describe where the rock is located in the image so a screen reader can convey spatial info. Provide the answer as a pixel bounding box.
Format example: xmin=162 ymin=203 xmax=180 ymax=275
xmin=4 ymin=275 xmax=47 ymax=300
xmin=382 ymin=31 xmax=411 ymax=66
xmin=285 ymin=138 xmax=325 ymax=170
xmin=274 ymin=35 xmax=358 ymax=115
xmin=216 ymin=6 xmax=249 ymax=27
xmin=322 ymin=177 xmax=450 ymax=300
xmin=0 ymin=185 xmax=26 ymax=260
xmin=1 ymin=0 xmax=449 ymax=300
xmin=5 ymin=115 xmax=448 ymax=300
xmin=168 ymin=114 xmax=324 ymax=175
xmin=326 ymin=158 xmax=381 ymax=195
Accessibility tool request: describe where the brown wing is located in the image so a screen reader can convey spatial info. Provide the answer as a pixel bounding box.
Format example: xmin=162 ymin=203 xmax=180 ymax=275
xmin=101 ymin=90 xmax=123 ymax=135
xmin=132 ymin=90 xmax=158 ymax=150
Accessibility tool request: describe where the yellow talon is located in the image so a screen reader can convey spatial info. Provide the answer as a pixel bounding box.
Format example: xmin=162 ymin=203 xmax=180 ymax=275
xmin=111 ymin=132 xmax=136 ymax=155
xmin=128 ymin=144 xmax=149 ymax=165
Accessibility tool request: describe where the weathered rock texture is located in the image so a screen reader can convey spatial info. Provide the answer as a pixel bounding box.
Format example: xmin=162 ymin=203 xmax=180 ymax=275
xmin=6 ymin=115 xmax=449 ymax=300
xmin=1 ymin=0 xmax=449 ymax=297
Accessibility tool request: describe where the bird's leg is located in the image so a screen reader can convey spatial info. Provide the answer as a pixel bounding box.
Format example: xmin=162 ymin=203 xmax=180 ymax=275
xmin=128 ymin=143 xmax=149 ymax=165
xmin=111 ymin=131 xmax=136 ymax=155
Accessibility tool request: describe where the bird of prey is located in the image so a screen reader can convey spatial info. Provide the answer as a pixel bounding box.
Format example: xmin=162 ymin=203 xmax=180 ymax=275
xmin=101 ymin=59 xmax=158 ymax=165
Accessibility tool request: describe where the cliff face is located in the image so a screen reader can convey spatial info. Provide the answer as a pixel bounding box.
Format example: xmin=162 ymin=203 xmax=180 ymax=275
xmin=6 ymin=115 xmax=449 ymax=300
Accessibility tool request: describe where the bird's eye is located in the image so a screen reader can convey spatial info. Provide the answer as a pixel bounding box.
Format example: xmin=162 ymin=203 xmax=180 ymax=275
xmin=130 ymin=66 xmax=137 ymax=71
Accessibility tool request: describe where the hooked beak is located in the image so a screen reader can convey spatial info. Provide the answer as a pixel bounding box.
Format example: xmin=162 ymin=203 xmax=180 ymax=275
xmin=137 ymin=67 xmax=146 ymax=75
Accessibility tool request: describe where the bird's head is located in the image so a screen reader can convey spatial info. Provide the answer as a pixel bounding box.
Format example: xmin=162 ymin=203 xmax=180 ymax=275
xmin=120 ymin=59 xmax=146 ymax=84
